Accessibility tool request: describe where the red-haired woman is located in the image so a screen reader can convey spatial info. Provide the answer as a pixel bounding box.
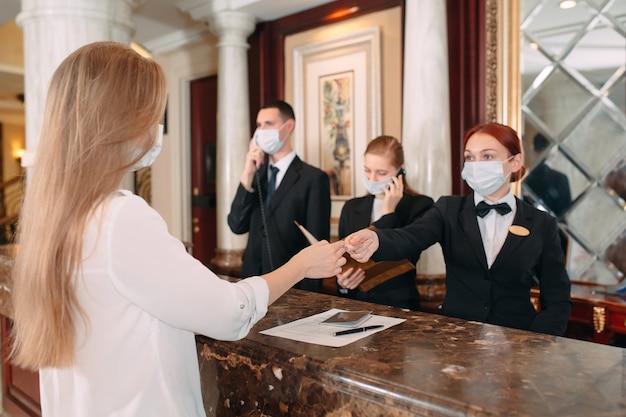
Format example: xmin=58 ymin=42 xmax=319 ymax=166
xmin=336 ymin=135 xmax=433 ymax=310
xmin=345 ymin=123 xmax=571 ymax=335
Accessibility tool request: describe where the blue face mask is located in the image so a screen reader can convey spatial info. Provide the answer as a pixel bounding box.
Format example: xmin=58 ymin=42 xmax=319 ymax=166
xmin=253 ymin=123 xmax=288 ymax=155
xmin=362 ymin=176 xmax=391 ymax=195
xmin=461 ymin=155 xmax=514 ymax=196
xmin=362 ymin=168 xmax=403 ymax=195
xmin=132 ymin=124 xmax=163 ymax=171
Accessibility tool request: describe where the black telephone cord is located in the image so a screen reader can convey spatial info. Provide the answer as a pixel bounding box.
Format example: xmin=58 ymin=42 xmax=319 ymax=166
xmin=255 ymin=169 xmax=275 ymax=271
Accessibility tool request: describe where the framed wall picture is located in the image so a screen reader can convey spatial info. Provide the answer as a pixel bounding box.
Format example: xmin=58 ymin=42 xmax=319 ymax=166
xmin=319 ymin=70 xmax=354 ymax=199
xmin=292 ymin=26 xmax=382 ymax=203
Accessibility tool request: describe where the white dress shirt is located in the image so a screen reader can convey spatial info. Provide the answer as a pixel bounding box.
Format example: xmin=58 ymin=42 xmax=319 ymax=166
xmin=269 ymin=149 xmax=296 ymax=189
xmin=474 ymin=191 xmax=517 ymax=268
xmin=40 ymin=190 xmax=269 ymax=417
xmin=371 ymin=197 xmax=384 ymax=223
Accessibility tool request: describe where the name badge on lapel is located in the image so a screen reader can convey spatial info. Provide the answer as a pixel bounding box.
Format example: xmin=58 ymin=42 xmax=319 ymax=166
xmin=509 ymin=225 xmax=530 ymax=236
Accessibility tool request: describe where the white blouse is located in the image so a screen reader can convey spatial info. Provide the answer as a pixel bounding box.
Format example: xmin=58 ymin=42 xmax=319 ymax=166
xmin=39 ymin=190 xmax=269 ymax=417
xmin=474 ymin=191 xmax=517 ymax=268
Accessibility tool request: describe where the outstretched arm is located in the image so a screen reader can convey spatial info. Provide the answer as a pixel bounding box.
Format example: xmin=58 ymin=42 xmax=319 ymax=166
xmin=262 ymin=240 xmax=346 ymax=304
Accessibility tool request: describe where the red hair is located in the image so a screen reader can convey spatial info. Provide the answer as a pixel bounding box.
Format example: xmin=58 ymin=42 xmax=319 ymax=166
xmin=463 ymin=122 xmax=526 ymax=182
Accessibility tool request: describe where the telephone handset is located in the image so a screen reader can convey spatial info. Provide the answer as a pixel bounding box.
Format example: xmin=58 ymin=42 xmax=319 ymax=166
xmin=397 ymin=168 xmax=407 ymax=177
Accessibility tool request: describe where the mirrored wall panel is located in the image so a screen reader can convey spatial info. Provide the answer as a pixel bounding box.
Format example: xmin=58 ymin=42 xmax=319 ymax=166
xmin=520 ymin=0 xmax=626 ymax=284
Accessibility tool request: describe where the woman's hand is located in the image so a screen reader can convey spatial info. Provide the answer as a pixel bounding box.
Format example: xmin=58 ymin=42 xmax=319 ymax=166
xmin=344 ymin=229 xmax=379 ymax=263
xmin=381 ymin=173 xmax=404 ymax=215
xmin=264 ymin=240 xmax=346 ymax=305
xmin=337 ymin=267 xmax=365 ymax=290
xmin=294 ymin=240 xmax=347 ymax=278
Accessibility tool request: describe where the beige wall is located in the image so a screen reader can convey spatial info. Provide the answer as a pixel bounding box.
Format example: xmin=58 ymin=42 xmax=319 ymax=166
xmin=0 ymin=20 xmax=25 ymax=127
xmin=151 ymin=36 xmax=218 ymax=241
xmin=0 ymin=20 xmax=23 ymax=68
xmin=1 ymin=123 xmax=24 ymax=180
xmin=0 ymin=20 xmax=25 ymax=185
xmin=284 ymin=7 xmax=403 ymax=137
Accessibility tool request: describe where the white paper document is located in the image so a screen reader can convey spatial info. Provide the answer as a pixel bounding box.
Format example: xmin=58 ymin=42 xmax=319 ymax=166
xmin=259 ymin=308 xmax=406 ymax=347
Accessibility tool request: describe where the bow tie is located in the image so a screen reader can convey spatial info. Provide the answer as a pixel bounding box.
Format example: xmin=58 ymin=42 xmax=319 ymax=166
xmin=476 ymin=201 xmax=512 ymax=218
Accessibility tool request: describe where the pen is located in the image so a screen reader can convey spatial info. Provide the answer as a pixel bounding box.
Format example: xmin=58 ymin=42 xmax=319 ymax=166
xmin=334 ymin=325 xmax=384 ymax=336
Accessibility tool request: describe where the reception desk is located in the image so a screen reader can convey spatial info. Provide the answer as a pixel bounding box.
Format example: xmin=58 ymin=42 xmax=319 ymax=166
xmin=197 ymin=287 xmax=625 ymax=417
xmin=0 ymin=251 xmax=624 ymax=416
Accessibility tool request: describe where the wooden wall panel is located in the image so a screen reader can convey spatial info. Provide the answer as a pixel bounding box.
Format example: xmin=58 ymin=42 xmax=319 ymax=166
xmin=446 ymin=0 xmax=486 ymax=195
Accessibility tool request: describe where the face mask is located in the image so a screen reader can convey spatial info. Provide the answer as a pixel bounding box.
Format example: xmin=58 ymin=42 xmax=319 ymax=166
xmin=254 ymin=123 xmax=287 ymax=155
xmin=132 ymin=124 xmax=163 ymax=171
xmin=362 ymin=168 xmax=403 ymax=195
xmin=461 ymin=155 xmax=514 ymax=196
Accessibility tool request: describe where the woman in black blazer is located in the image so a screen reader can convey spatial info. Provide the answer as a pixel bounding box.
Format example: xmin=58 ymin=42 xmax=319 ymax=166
xmin=345 ymin=123 xmax=572 ymax=335
xmin=337 ymin=135 xmax=433 ymax=310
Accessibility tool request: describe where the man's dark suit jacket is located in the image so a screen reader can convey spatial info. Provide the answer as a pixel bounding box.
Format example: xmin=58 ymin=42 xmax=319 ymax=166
xmin=524 ymin=162 xmax=572 ymax=217
xmin=338 ymin=193 xmax=433 ymax=310
xmin=373 ymin=194 xmax=572 ymax=335
xmin=228 ymin=156 xmax=330 ymax=291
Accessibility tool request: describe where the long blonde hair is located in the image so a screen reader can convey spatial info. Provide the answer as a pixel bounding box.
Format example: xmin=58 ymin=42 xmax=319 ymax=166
xmin=10 ymin=41 xmax=167 ymax=369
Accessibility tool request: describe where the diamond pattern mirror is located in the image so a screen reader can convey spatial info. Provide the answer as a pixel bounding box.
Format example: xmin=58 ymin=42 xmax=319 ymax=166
xmin=520 ymin=0 xmax=626 ymax=284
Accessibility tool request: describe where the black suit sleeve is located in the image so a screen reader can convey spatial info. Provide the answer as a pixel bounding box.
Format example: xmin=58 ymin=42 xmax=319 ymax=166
xmin=304 ymin=170 xmax=331 ymax=241
xmin=374 ymin=198 xmax=445 ymax=264
xmin=338 ymin=198 xmax=360 ymax=239
xmin=227 ymin=183 xmax=258 ymax=235
xmin=373 ymin=195 xmax=434 ymax=230
xmin=530 ymin=216 xmax=572 ymax=335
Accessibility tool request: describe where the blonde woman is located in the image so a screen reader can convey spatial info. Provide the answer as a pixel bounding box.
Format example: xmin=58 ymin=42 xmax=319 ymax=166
xmin=10 ymin=41 xmax=345 ymax=417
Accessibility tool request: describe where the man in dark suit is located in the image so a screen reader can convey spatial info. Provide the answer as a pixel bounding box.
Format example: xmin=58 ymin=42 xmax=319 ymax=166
xmin=228 ymin=100 xmax=331 ymax=292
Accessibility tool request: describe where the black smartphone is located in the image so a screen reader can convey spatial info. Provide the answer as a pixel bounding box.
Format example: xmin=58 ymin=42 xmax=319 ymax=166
xmin=398 ymin=168 xmax=406 ymax=177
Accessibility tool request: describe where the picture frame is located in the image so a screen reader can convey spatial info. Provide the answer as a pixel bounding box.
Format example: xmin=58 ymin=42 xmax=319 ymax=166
xmin=292 ymin=27 xmax=382 ymax=203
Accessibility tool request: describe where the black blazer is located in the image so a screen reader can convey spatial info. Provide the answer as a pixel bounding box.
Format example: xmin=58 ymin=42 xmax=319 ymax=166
xmin=374 ymin=194 xmax=572 ymax=335
xmin=228 ymin=156 xmax=331 ymax=291
xmin=338 ymin=193 xmax=434 ymax=310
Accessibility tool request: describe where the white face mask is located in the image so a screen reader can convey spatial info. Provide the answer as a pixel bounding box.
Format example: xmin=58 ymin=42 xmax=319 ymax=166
xmin=132 ymin=124 xmax=163 ymax=171
xmin=362 ymin=168 xmax=402 ymax=195
xmin=253 ymin=123 xmax=288 ymax=155
xmin=461 ymin=155 xmax=514 ymax=196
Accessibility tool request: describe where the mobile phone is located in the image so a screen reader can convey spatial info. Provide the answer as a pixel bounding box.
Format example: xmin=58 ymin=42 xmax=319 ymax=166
xmin=397 ymin=168 xmax=406 ymax=177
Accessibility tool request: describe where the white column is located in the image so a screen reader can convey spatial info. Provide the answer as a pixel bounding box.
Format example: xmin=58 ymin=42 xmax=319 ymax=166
xmin=17 ymin=0 xmax=141 ymax=191
xmin=209 ymin=10 xmax=256 ymax=270
xmin=402 ymin=0 xmax=451 ymax=302
xmin=177 ymin=1 xmax=256 ymax=272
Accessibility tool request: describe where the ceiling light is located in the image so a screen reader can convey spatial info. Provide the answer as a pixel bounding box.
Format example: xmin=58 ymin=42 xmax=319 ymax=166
xmin=326 ymin=7 xmax=359 ymax=20
xmin=559 ymin=1 xmax=577 ymax=9
xmin=12 ymin=148 xmax=25 ymax=161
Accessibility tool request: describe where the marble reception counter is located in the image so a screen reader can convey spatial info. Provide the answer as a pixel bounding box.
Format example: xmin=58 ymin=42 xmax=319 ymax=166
xmin=196 ymin=286 xmax=626 ymax=417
